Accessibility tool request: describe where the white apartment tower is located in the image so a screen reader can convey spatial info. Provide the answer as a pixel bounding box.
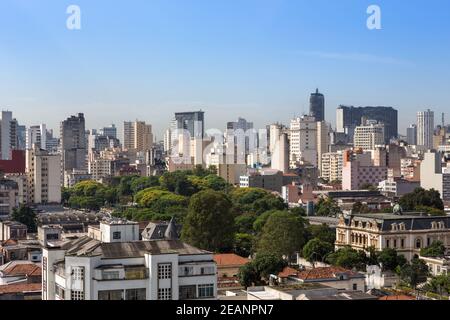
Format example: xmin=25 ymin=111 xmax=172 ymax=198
xmin=26 ymin=124 xmax=47 ymax=150
xmin=417 ymin=109 xmax=434 ymax=149
xmin=26 ymin=145 xmax=62 ymax=204
xmin=353 ymin=123 xmax=385 ymax=150
xmin=289 ymin=115 xmax=318 ymax=168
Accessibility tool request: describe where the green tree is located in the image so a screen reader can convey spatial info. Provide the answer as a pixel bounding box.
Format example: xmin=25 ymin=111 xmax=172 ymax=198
xmin=352 ymin=201 xmax=371 ymax=214
xmin=377 ymin=248 xmax=407 ymax=271
xmin=181 ymin=190 xmax=235 ymax=252
xmin=327 ymin=246 xmax=368 ymax=271
xmin=302 ymin=239 xmax=334 ymax=265
xmin=306 ymin=224 xmax=336 ymax=245
xmin=234 ymin=233 xmax=254 ymax=258
xmin=257 ymin=211 xmax=306 ymax=258
xmin=130 ymin=176 xmax=160 ymax=194
xmin=12 ymin=205 xmax=37 ymax=232
xmin=237 ymin=252 xmax=287 ymax=287
xmin=399 ymin=188 xmax=444 ymax=211
xmin=399 ymin=258 xmax=430 ymax=289
xmin=315 ymin=197 xmax=342 ymax=217
xmin=237 ymin=263 xmax=259 ymax=288
xmin=235 ymin=214 xmax=257 ymax=234
xmin=428 ymin=274 xmax=450 ymax=295
xmin=420 ymin=241 xmax=446 ymax=258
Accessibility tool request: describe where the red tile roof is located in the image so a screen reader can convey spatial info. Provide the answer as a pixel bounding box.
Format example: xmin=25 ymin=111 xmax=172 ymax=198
xmin=278 ymin=267 xmax=301 ymax=278
xmin=0 ymin=283 xmax=41 ymax=294
xmin=379 ymin=295 xmax=415 ymax=301
xmin=3 ymin=264 xmax=41 ymax=277
xmin=294 ymin=267 xmax=363 ymax=281
xmin=213 ymin=254 xmax=250 ymax=267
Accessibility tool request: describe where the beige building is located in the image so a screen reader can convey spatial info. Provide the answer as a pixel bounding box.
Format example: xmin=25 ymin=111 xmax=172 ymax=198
xmin=0 ymin=179 xmax=19 ymax=217
xmin=420 ymin=151 xmax=450 ymax=201
xmin=316 ymin=121 xmax=330 ymax=174
xmin=336 ymin=213 xmax=450 ymax=261
xmin=26 ymin=146 xmax=61 ymax=204
xmin=321 ymin=152 xmax=343 ymax=182
xmin=353 ymin=123 xmax=385 ymax=151
xmin=123 ymin=121 xmax=153 ymax=152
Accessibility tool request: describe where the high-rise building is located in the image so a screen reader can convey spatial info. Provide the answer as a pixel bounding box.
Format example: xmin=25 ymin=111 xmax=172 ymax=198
xmin=321 ymin=152 xmax=343 ymax=182
xmin=268 ymin=123 xmax=284 ymax=155
xmin=271 ymin=133 xmax=289 ymax=173
xmin=290 ymin=115 xmax=318 ymax=167
xmin=174 ymin=111 xmax=205 ymax=139
xmin=406 ymin=124 xmax=417 ymax=145
xmin=336 ymin=106 xmax=398 ymax=143
xmin=227 ymin=117 xmax=254 ymax=158
xmin=310 ymin=88 xmax=325 ymax=122
xmin=420 ymin=151 xmax=450 ymax=201
xmin=317 ymin=121 xmax=330 ymax=172
xmin=417 ymin=109 xmax=434 ymax=149
xmin=61 ymin=113 xmax=87 ymax=172
xmin=353 ymin=123 xmax=385 ymax=150
xmin=99 ymin=124 xmax=117 ymax=139
xmin=26 ymin=124 xmax=47 ymax=150
xmin=342 ymin=149 xmax=387 ymax=190
xmin=123 ymin=121 xmax=153 ymax=152
xmin=0 ymin=111 xmax=13 ymax=160
xmin=26 ymin=145 xmax=61 ymax=204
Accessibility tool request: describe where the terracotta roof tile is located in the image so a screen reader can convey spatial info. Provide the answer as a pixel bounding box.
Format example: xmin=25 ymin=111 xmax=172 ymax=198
xmin=3 ymin=264 xmax=41 ymax=277
xmin=0 ymin=283 xmax=41 ymax=294
xmin=278 ymin=267 xmax=301 ymax=278
xmin=213 ymin=254 xmax=250 ymax=266
xmin=379 ymin=295 xmax=415 ymax=301
xmin=294 ymin=267 xmax=363 ymax=281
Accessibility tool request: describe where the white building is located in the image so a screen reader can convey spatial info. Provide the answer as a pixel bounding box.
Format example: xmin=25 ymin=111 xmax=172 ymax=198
xmin=353 ymin=123 xmax=385 ymax=151
xmin=420 ymin=151 xmax=450 ymax=201
xmin=417 ymin=109 xmax=434 ymax=149
xmin=26 ymin=146 xmax=61 ymax=204
xmin=26 ymin=124 xmax=47 ymax=150
xmin=271 ymin=133 xmax=289 ymax=173
xmin=42 ymin=219 xmax=217 ymax=300
xmin=290 ymin=116 xmax=317 ymax=168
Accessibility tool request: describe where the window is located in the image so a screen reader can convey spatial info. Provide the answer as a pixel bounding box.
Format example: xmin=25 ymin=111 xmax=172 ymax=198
xmin=180 ymin=285 xmax=196 ymax=300
xmin=200 ymin=266 xmax=215 ymax=275
xmin=394 ymin=240 xmax=397 ymax=248
xmin=401 ymin=239 xmax=405 ymax=248
xmin=386 ymin=240 xmax=390 ymax=248
xmin=198 ymin=284 xmax=214 ymax=298
xmin=55 ymin=284 xmax=65 ymax=300
xmin=103 ymin=271 xmax=120 ymax=280
xmin=125 ymin=288 xmax=146 ymax=300
xmin=71 ymin=267 xmax=84 ymax=281
xmin=158 ymin=263 xmax=172 ymax=279
xmin=98 ymin=290 xmax=123 ymax=300
xmin=353 ymin=284 xmax=358 ymax=291
xmin=416 ymin=238 xmax=422 ymax=249
xmin=113 ymin=231 xmax=121 ymax=240
xmin=71 ymin=290 xmax=84 ymax=300
xmin=179 ymin=266 xmax=193 ymax=277
xmin=158 ymin=288 xmax=172 ymax=300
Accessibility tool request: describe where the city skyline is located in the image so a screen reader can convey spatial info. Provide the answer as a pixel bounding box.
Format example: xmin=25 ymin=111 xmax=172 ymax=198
xmin=1 ymin=0 xmax=450 ymax=137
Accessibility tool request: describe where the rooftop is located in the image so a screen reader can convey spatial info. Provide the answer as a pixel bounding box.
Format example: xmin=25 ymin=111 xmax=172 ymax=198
xmin=214 ymin=254 xmax=250 ymax=267
xmin=0 ymin=283 xmax=41 ymax=295
xmin=291 ymin=267 xmax=364 ymax=281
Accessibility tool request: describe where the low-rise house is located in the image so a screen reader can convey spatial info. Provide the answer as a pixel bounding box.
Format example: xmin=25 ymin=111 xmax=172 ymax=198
xmin=214 ymin=253 xmax=250 ymax=294
xmin=0 ymin=283 xmax=41 ymax=300
xmin=419 ymin=255 xmax=450 ymax=276
xmin=0 ymin=221 xmax=27 ymax=241
xmin=0 ymin=239 xmax=42 ymax=264
xmin=273 ymin=266 xmax=366 ymax=292
xmin=0 ymin=261 xmax=41 ymax=285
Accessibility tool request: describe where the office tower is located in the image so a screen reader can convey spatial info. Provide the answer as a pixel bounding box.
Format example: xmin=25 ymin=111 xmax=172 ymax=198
xmin=417 ymin=109 xmax=434 ymax=149
xmin=316 ymin=121 xmax=330 ymax=172
xmin=310 ymin=88 xmax=325 ymax=122
xmin=227 ymin=117 xmax=254 ymax=157
xmin=123 ymin=121 xmax=153 ymax=152
xmin=0 ymin=111 xmax=13 ymax=160
xmin=421 ymin=151 xmax=450 ymax=201
xmin=174 ymin=111 xmax=205 ymax=139
xmin=406 ymin=124 xmax=417 ymax=145
xmin=353 ymin=122 xmax=385 ymax=150
xmin=26 ymin=124 xmax=47 ymax=150
xmin=271 ymin=133 xmax=289 ymax=173
xmin=99 ymin=124 xmax=117 ymax=139
xmin=336 ymin=106 xmax=398 ymax=143
xmin=60 ymin=113 xmax=87 ymax=172
xmin=26 ymin=145 xmax=62 ymax=204
xmin=290 ymin=115 xmax=318 ymax=167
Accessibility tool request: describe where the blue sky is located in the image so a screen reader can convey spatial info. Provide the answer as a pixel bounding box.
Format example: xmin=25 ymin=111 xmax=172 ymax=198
xmin=1 ymin=0 xmax=449 ymax=138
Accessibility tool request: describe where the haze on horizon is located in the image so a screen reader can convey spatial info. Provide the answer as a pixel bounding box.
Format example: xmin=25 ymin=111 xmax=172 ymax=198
xmin=1 ymin=0 xmax=449 ymax=139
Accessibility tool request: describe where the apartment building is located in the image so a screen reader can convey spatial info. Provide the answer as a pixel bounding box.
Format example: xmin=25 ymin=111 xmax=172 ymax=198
xmin=42 ymin=219 xmax=217 ymax=300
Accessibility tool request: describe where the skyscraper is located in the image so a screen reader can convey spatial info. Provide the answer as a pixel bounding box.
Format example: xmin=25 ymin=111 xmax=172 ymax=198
xmin=290 ymin=115 xmax=318 ymax=167
xmin=26 ymin=124 xmax=47 ymax=150
xmin=417 ymin=109 xmax=434 ymax=149
xmin=174 ymin=111 xmax=205 ymax=139
xmin=123 ymin=121 xmax=153 ymax=152
xmin=60 ymin=113 xmax=87 ymax=172
xmin=309 ymin=88 xmax=325 ymax=122
xmin=336 ymin=106 xmax=398 ymax=143
xmin=406 ymin=124 xmax=417 ymax=145
xmin=0 ymin=111 xmax=13 ymax=160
